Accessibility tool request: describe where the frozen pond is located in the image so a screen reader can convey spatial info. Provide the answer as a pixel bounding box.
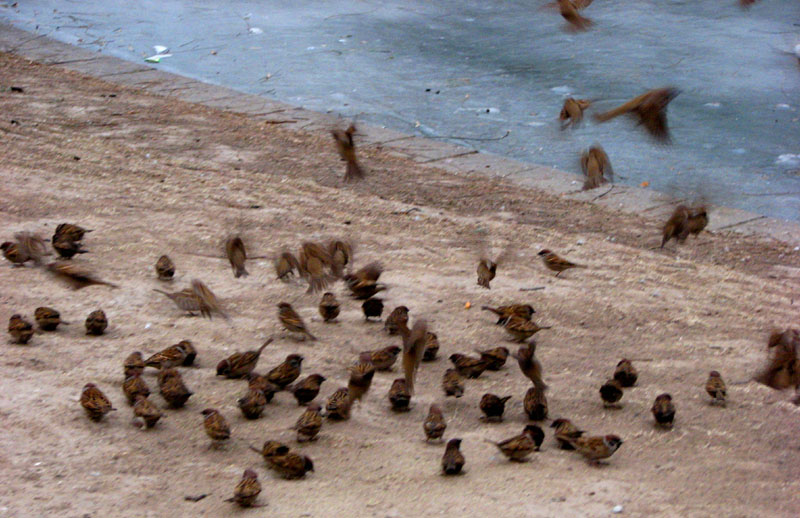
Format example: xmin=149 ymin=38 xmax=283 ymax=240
xmin=3 ymin=0 xmax=799 ymax=220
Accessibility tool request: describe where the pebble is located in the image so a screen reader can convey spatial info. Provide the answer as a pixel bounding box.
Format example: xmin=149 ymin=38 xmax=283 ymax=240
xmin=612 ymin=505 xmax=624 ymax=514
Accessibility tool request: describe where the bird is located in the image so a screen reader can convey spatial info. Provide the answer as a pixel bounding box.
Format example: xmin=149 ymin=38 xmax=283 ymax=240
xmin=513 ymin=342 xmax=547 ymax=392
xmin=332 ymin=123 xmax=363 ymax=182
xmin=201 ymin=408 xmax=231 ymax=446
xmin=47 ymin=262 xmax=117 ymax=289
xmin=252 ymin=440 xmax=290 ymax=469
xmin=424 ymin=404 xmax=447 ymax=442
xmin=756 ymin=329 xmax=800 ymax=391
xmin=581 ymin=145 xmax=613 ymax=191
xmin=53 ymin=223 xmax=91 ymax=242
xmin=442 ymin=368 xmax=464 ymax=398
xmin=132 ymin=395 xmax=162 ymax=429
xmin=614 ymin=359 xmax=638 ymax=387
xmin=34 ymin=307 xmax=66 ymax=331
xmin=359 ymin=346 xmax=402 ymax=371
xmin=122 ymin=374 xmax=150 ymax=405
xmin=661 ymin=205 xmax=707 ymax=247
xmin=479 ymin=393 xmax=512 ymax=422
xmin=52 ymin=233 xmax=89 ymax=259
xmin=84 ymin=309 xmax=108 ymax=336
xmin=298 ymin=242 xmax=334 ymax=293
xmin=155 ymin=254 xmax=175 ymax=281
xmin=594 ymin=87 xmax=680 ymax=141
xmin=348 ymin=361 xmax=376 ymax=402
xmin=481 ymin=304 xmax=535 ymax=326
xmin=560 ymin=97 xmax=592 ymax=129
xmin=153 ymin=287 xmax=205 ymax=316
xmin=651 ymin=393 xmax=675 ymax=428
xmin=600 ymin=379 xmax=624 ymax=408
xmin=247 ymin=372 xmax=280 ymax=402
xmin=2 ymin=241 xmax=34 ymax=266
xmin=188 ymin=279 xmax=228 ymax=320
xmin=274 ymin=250 xmax=300 ymax=281
xmin=343 ymin=261 xmax=386 ymax=299
xmin=551 ymin=418 xmax=584 ymax=450
xmin=422 ymin=331 xmax=440 ymax=361
xmin=401 ymin=320 xmax=428 ymax=394
xmin=144 ymin=342 xmax=193 ymax=370
xmin=327 ymin=239 xmax=354 ymax=278
xmin=238 ymin=389 xmax=268 ymax=420
xmin=449 ymin=353 xmax=490 ymax=379
xmin=216 ymin=340 xmax=273 ymax=379
xmin=503 ymin=316 xmax=551 ymax=342
xmin=476 ymin=258 xmax=498 ymax=289
xmin=362 ymin=298 xmax=384 ymax=321
xmin=267 ymin=449 xmax=315 ymax=480
xmin=388 ymin=378 xmax=412 ymax=411
xmin=124 ymin=351 xmax=145 ymax=378
xmin=318 ymin=292 xmax=340 ymax=323
xmin=557 ymin=0 xmax=592 ymax=31
xmin=288 ymin=373 xmax=325 ymax=405
xmin=685 ymin=206 xmax=709 ymax=238
xmin=294 ymin=403 xmax=323 ymax=442
xmin=80 ymin=383 xmax=115 ymax=421
xmin=157 ymin=368 xmax=193 ymax=408
xmin=486 ymin=425 xmax=544 ymax=461
xmin=523 ymin=385 xmax=548 ymax=421
xmin=475 ymin=346 xmax=510 ymax=371
xmin=442 ymin=438 xmax=465 ymax=475
xmin=325 ymin=387 xmax=352 ymax=420
xmin=2 ymin=232 xmax=48 ymax=266
xmin=705 ymin=371 xmax=727 ymax=406
xmin=8 ymin=314 xmax=34 ymax=344
xmin=225 ymin=235 xmax=248 ymax=278
xmin=538 ymin=249 xmax=586 ymax=277
xmin=384 ymin=305 xmax=410 ymax=335
xmin=567 ymin=435 xmax=623 ymax=464
xmin=277 ymin=302 xmax=317 ymax=340
xmin=225 ymin=469 xmax=263 ymax=508
xmin=265 ymin=353 xmax=304 ymax=389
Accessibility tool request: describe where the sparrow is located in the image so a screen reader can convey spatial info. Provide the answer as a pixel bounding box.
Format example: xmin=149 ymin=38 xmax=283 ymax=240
xmin=402 ymin=320 xmax=428 ymax=394
xmin=247 ymin=372 xmax=280 ymax=402
xmin=422 ymin=331 xmax=440 ymax=361
xmin=225 ymin=235 xmax=249 ymax=278
xmin=158 ymin=368 xmax=193 ymax=408
xmin=449 ymin=353 xmax=490 ymax=379
xmin=538 ymin=249 xmax=586 ymax=277
xmin=275 ymin=250 xmax=300 ymax=281
xmin=756 ymin=329 xmax=800 ymax=390
xmin=176 ymin=340 xmax=197 ymax=366
xmin=277 ymin=302 xmax=317 ymax=340
xmin=298 ymin=242 xmax=333 ymax=293
xmin=8 ymin=314 xmax=34 ymax=344
xmin=614 ymin=359 xmax=638 ymax=387
xmin=388 ymin=378 xmax=412 ymax=411
xmin=238 ymin=389 xmax=268 ymax=420
xmin=359 ymin=346 xmax=402 ymax=371
xmin=2 ymin=232 xmax=47 ymax=266
xmin=84 ymin=309 xmax=108 ymax=336
xmin=384 ymin=305 xmax=410 ymax=335
xmin=481 ymin=304 xmax=535 ymax=325
xmin=201 ymin=408 xmax=231 ymax=445
xmin=47 ymin=261 xmax=117 ymax=289
xmin=567 ymin=435 xmax=623 ymax=464
xmin=487 ymin=425 xmax=544 ymax=462
xmin=266 ymin=353 xmax=304 ymax=388
xmin=661 ymin=205 xmax=707 ymax=247
xmin=225 ymin=469 xmax=263 ymax=508
xmin=155 ymin=254 xmax=175 ymax=281
xmin=145 ymin=341 xmax=192 ymax=370
xmin=424 ymin=404 xmax=447 ymax=441
xmin=124 ymin=351 xmax=145 ymax=378
xmin=503 ymin=316 xmax=551 ymax=342
xmin=558 ymin=0 xmax=592 ymax=31
xmin=551 ymin=418 xmax=584 ymax=450
xmin=600 ymin=379 xmax=624 ymax=408
xmin=685 ymin=206 xmax=709 ymax=238
xmin=1 ymin=241 xmax=32 ymax=266
xmin=362 ymin=298 xmax=384 ymax=321
xmin=288 ymin=373 xmax=325 ymax=405
xmin=188 ymin=279 xmax=228 ymax=320
xmin=479 ymin=393 xmax=512 ymax=422
xmin=325 ymin=387 xmax=352 ymax=420
xmin=705 ymin=371 xmax=727 ymax=406
xmin=53 ymin=223 xmax=91 ymax=242
xmin=253 ymin=440 xmax=290 ymax=468
xmin=442 ymin=368 xmax=465 ymax=398
xmin=327 ymin=239 xmax=354 ymax=278
xmin=294 ymin=403 xmax=323 ymax=442
xmin=581 ymin=145 xmax=613 ymax=191
xmin=513 ymin=342 xmax=547 ymax=392
xmin=268 ymin=449 xmax=315 ymax=480
xmin=475 ymin=346 xmax=510 ymax=371
xmin=523 ymin=385 xmax=548 ymax=421
xmin=594 ymin=87 xmax=680 ymax=142
xmin=81 ymin=383 xmax=115 ymax=421
xmin=476 ymin=258 xmax=498 ymax=289
xmin=132 ymin=394 xmax=162 ymax=429
xmin=651 ymin=393 xmax=675 ymax=428
xmin=343 ymin=261 xmax=386 ymax=299
xmin=560 ymin=97 xmax=592 ymax=129
xmin=318 ymin=292 xmax=340 ymax=323
xmin=332 ymin=123 xmax=363 ymax=182
xmin=122 ymin=374 xmax=151 ymax=405
xmin=442 ymin=438 xmax=465 ymax=475
xmin=217 ymin=339 xmax=273 ymax=379
xmin=348 ymin=361 xmax=376 ymax=402
xmin=52 ymin=233 xmax=88 ymax=259
xmin=153 ymin=287 xmax=205 ymax=316
xmin=34 ymin=307 xmax=66 ymax=331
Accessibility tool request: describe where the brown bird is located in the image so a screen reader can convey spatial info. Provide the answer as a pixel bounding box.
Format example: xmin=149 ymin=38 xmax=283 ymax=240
xmin=685 ymin=206 xmax=709 ymax=238
xmin=401 ymin=320 xmax=428 ymax=394
xmin=54 ymin=223 xmax=91 ymax=242
xmin=600 ymin=379 xmax=624 ymax=408
xmin=479 ymin=393 xmax=512 ymax=422
xmin=332 ymin=123 xmax=363 ymax=182
xmin=253 ymin=440 xmax=290 ymax=469
xmin=266 ymin=353 xmax=304 ymax=389
xmin=343 ymin=261 xmax=386 ymax=299
xmin=705 ymin=371 xmax=727 ymax=406
xmin=247 ymin=372 xmax=280 ymax=402
xmin=348 ymin=361 xmax=376 ymax=402
xmin=475 ymin=346 xmax=510 ymax=371
xmin=611 ymin=359 xmax=637 ymax=387
xmin=651 ymin=393 xmax=675 ymax=428
xmin=80 ymin=383 xmax=115 ymax=421
xmin=327 ymin=239 xmax=354 ymax=278
xmin=567 ymin=434 xmax=623 ymax=464
xmin=47 ymin=261 xmax=117 ymax=289
xmin=476 ymin=258 xmax=498 ymax=289
xmin=538 ymin=249 xmax=586 ymax=277
xmin=84 ymin=309 xmax=108 ymax=336
xmin=298 ymin=242 xmax=334 ymax=294
xmin=325 ymin=387 xmax=352 ymax=420
xmin=288 ymin=373 xmax=325 ymax=405
xmin=524 ymin=385 xmax=548 ymax=421
xmin=388 ymin=378 xmax=412 ymax=411
xmin=158 ymin=368 xmax=193 ymax=408
xmin=594 ymin=87 xmax=680 ymax=141
xmin=225 ymin=469 xmax=263 ymax=508
xmin=144 ymin=341 xmax=193 ymax=370
xmin=268 ymin=449 xmax=315 ymax=480
xmin=661 ymin=204 xmax=707 ymax=247
xmin=481 ymin=304 xmax=535 ymax=326
xmin=513 ymin=342 xmax=547 ymax=392
xmin=201 ymin=408 xmax=231 ymax=445
xmin=275 ymin=250 xmax=300 ymax=281
xmin=34 ymin=307 xmax=65 ymax=331
xmin=1 ymin=241 xmax=32 ymax=266
xmin=217 ymin=339 xmax=273 ymax=379
xmin=504 ymin=316 xmax=551 ymax=342
xmin=449 ymin=353 xmax=490 ymax=379
xmin=487 ymin=425 xmax=544 ymax=461
xmin=52 ymin=233 xmax=88 ymax=259
xmin=558 ymin=0 xmax=593 ymax=31
xmin=442 ymin=438 xmax=465 ymax=475
xmin=362 ymin=298 xmax=384 ymax=321
xmin=189 ymin=279 xmax=228 ymax=320
xmin=442 ymin=368 xmax=465 ymax=398
xmin=225 ymin=235 xmax=249 ymax=278
xmin=422 ymin=331 xmax=440 ymax=361
xmin=384 ymin=305 xmax=410 ymax=335
xmin=277 ymin=302 xmax=317 ymax=341
xmin=424 ymin=404 xmax=447 ymax=441
xmin=122 ymin=374 xmax=150 ymax=405
xmin=238 ymin=389 xmax=268 ymax=420
xmin=560 ymin=97 xmax=592 ymax=129
xmin=2 ymin=232 xmax=47 ymax=266
xmin=132 ymin=394 xmax=162 ymax=429
xmin=124 ymin=351 xmax=145 ymax=378
xmin=294 ymin=403 xmax=323 ymax=442
xmin=581 ymin=145 xmax=613 ymax=190
xmin=155 ymin=254 xmax=175 ymax=281
xmin=551 ymin=418 xmax=584 ymax=450
xmin=153 ymin=287 xmax=204 ymax=316
xmin=359 ymin=345 xmax=402 ymax=371
xmin=318 ymin=292 xmax=340 ymax=323
xmin=8 ymin=314 xmax=34 ymax=344
xmin=756 ymin=329 xmax=800 ymax=391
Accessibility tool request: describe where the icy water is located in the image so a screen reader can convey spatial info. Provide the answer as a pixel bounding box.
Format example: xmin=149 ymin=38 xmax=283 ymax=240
xmin=3 ymin=0 xmax=799 ymax=220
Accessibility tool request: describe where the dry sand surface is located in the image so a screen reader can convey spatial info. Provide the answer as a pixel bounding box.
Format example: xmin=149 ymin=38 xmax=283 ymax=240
xmin=1 ymin=52 xmax=799 ymax=518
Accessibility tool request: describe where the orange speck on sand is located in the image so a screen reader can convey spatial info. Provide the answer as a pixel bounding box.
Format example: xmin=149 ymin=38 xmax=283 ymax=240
xmin=640 ymin=181 xmax=650 ymax=187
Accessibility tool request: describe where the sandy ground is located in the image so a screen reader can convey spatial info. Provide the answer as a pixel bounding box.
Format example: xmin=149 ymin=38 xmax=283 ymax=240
xmin=1 ymin=51 xmax=799 ymax=518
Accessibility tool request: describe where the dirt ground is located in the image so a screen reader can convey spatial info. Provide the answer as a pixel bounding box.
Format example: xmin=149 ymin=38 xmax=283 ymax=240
xmin=1 ymin=51 xmax=799 ymax=518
